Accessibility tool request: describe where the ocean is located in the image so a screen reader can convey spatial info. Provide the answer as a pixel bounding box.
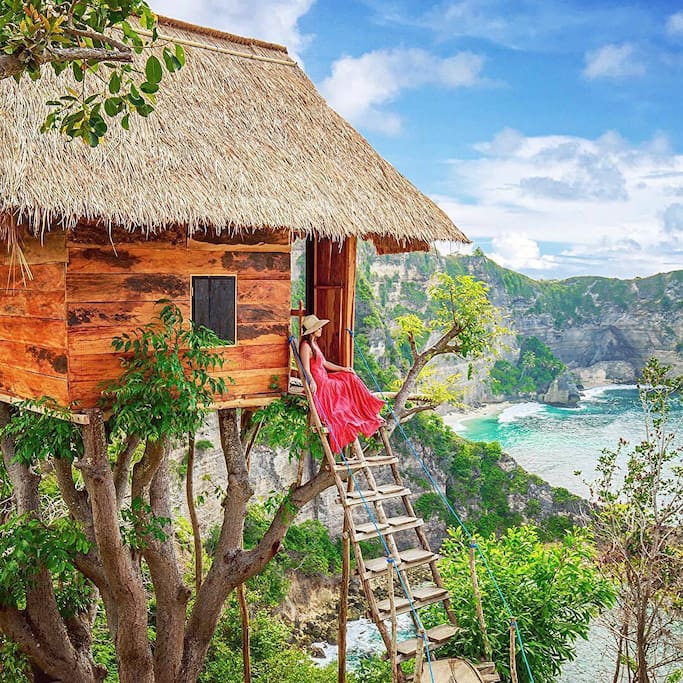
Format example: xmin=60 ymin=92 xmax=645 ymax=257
xmin=445 ymin=385 xmax=683 ymax=497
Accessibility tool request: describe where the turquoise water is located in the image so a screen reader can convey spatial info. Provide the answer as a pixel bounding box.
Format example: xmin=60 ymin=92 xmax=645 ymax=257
xmin=446 ymin=386 xmax=683 ymax=496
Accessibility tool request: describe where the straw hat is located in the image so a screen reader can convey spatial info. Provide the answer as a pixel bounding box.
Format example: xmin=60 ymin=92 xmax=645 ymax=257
xmin=301 ymin=314 xmax=329 ymax=336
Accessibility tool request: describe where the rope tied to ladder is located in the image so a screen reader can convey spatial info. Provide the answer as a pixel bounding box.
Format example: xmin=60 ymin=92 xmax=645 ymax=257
xmin=348 ymin=327 xmax=537 ymax=683
xmin=288 ymin=336 xmax=436 ymax=683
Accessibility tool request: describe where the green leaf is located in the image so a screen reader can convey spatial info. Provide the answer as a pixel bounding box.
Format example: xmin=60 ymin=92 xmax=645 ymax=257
xmin=175 ymin=43 xmax=185 ymax=67
xmin=121 ymin=114 xmax=130 ymax=130
xmin=140 ymin=81 xmax=159 ymax=95
xmin=145 ymin=55 xmax=162 ymax=85
xmin=109 ymin=71 xmax=121 ymax=94
xmin=104 ymin=97 xmax=121 ymax=117
xmin=72 ymin=61 xmax=83 ymax=82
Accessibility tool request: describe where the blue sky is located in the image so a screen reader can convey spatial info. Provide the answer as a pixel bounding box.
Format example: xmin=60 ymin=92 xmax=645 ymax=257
xmin=152 ymin=0 xmax=683 ymax=280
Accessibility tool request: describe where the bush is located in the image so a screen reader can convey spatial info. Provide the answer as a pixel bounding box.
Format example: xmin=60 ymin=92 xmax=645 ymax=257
xmin=433 ymin=525 xmax=614 ymax=683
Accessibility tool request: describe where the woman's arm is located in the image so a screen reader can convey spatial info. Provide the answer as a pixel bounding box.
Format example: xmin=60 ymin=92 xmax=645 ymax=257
xmin=322 ymin=358 xmax=354 ymax=373
xmin=299 ymin=341 xmax=318 ymax=394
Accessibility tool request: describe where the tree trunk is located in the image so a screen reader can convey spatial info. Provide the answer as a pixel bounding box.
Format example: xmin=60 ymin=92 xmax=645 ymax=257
xmin=78 ymin=410 xmax=154 ymax=683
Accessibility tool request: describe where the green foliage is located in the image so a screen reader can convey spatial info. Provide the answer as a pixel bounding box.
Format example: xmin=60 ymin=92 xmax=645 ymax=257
xmin=0 ymin=514 xmax=90 ymax=609
xmin=2 ymin=0 xmax=184 ymax=144
xmin=200 ymin=601 xmax=338 ymax=683
xmin=393 ymin=273 xmax=501 ymax=362
xmin=413 ymin=491 xmax=447 ymax=522
xmin=0 ymin=634 xmax=30 ymax=682
xmin=102 ymin=302 xmax=227 ymax=442
xmin=0 ymin=397 xmax=82 ymax=465
xmin=207 ymin=508 xmax=343 ymax=607
xmin=255 ymin=394 xmax=323 ymax=462
xmin=490 ymin=336 xmax=565 ymax=397
xmin=119 ymin=498 xmax=171 ymax=550
xmin=353 ymin=655 xmax=392 ymax=682
xmin=434 ymin=525 xmax=615 ymax=683
xmin=284 ymin=519 xmax=342 ymax=575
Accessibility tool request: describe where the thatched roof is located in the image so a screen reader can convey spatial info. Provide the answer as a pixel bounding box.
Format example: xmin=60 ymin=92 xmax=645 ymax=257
xmin=0 ymin=17 xmax=469 ymax=247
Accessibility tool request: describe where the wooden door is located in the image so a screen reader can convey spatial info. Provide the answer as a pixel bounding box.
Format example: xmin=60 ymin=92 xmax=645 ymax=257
xmin=311 ymin=237 xmax=356 ymax=366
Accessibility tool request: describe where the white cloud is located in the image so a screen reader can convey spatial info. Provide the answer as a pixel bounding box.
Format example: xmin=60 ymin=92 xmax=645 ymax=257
xmin=435 ymin=129 xmax=683 ymax=278
xmin=583 ymin=43 xmax=645 ymax=79
xmin=149 ymin=0 xmax=315 ymax=62
xmin=488 ymin=234 xmax=557 ymax=271
xmin=666 ymin=11 xmax=683 ymax=38
xmin=319 ymin=48 xmax=485 ymax=135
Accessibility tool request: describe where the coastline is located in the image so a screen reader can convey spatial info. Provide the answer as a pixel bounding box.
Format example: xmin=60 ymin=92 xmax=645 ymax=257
xmin=441 ymin=400 xmax=514 ymax=432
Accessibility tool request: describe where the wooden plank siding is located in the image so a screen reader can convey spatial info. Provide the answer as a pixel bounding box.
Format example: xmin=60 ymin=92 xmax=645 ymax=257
xmin=66 ymin=227 xmax=292 ymax=408
xmin=0 ymin=232 xmax=68 ymax=404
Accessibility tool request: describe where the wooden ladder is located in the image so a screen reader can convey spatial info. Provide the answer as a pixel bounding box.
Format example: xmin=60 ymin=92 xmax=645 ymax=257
xmin=296 ymin=368 xmax=499 ymax=683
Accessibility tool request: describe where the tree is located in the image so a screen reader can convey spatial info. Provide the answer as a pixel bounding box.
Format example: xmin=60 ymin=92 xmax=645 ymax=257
xmin=434 ymin=525 xmax=615 ymax=683
xmin=389 ymin=273 xmax=503 ymax=426
xmin=0 ymin=304 xmax=338 ymax=682
xmin=0 ymin=0 xmax=184 ymax=145
xmin=591 ymin=358 xmax=683 ymax=683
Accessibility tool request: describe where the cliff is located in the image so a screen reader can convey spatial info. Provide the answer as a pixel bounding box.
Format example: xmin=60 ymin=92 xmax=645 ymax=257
xmin=355 ymin=244 xmax=683 ymax=387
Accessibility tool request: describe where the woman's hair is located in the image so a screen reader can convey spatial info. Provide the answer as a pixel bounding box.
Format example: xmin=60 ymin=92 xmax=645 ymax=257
xmin=300 ymin=333 xmax=317 ymax=359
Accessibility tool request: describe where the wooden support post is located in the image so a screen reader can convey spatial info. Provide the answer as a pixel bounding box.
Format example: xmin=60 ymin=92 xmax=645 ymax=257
xmin=237 ymin=584 xmax=251 ymax=683
xmin=509 ymin=620 xmax=518 ymax=683
xmin=338 ymin=513 xmax=351 ymax=683
xmin=469 ymin=542 xmax=492 ymax=662
xmin=388 ymin=562 xmax=398 ymax=683
xmin=414 ymin=631 xmax=425 ymax=683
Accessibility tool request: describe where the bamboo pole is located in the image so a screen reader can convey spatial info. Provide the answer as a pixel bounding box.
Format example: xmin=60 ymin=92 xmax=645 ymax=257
xmin=338 ymin=516 xmax=351 ymax=682
xmin=509 ymin=620 xmax=518 ymax=683
xmin=469 ymin=542 xmax=492 ymax=661
xmin=388 ymin=561 xmax=398 ymax=683
xmin=414 ymin=631 xmax=425 ymax=683
xmin=238 ymin=584 xmax=251 ymax=683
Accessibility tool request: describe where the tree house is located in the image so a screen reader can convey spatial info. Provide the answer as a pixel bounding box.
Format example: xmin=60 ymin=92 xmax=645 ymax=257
xmin=0 ymin=16 xmax=468 ymax=418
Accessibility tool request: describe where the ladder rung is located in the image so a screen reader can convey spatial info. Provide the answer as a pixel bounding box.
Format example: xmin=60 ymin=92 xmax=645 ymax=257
xmin=376 ymin=584 xmax=449 ymax=619
xmin=355 ymin=515 xmax=423 ymax=541
xmin=427 ymin=624 xmax=459 ymax=644
xmin=333 ymin=456 xmax=398 ymax=472
xmin=362 ymin=548 xmax=437 ymax=576
xmin=343 ymin=486 xmax=410 ymax=506
xmin=399 ymin=547 xmax=436 ymax=564
xmin=481 ymin=675 xmax=501 ymax=683
xmin=475 ymin=662 xmax=497 ymax=674
xmin=395 ymin=624 xmax=461 ymax=663
xmin=411 ymin=585 xmax=449 ymax=602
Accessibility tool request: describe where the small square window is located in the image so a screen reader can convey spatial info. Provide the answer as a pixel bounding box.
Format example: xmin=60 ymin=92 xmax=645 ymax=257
xmin=191 ymin=276 xmax=236 ymax=343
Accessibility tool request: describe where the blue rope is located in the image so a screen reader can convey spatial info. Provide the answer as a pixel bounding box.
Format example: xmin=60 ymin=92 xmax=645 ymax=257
xmin=288 ymin=336 xmax=436 ymax=683
xmin=349 ymin=328 xmax=537 ymax=683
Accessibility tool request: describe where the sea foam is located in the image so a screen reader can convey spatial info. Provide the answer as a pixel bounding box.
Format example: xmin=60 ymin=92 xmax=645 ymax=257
xmin=498 ymin=402 xmax=545 ymax=423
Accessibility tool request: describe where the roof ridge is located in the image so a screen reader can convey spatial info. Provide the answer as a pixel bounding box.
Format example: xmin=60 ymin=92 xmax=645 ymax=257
xmin=157 ymin=15 xmax=289 ymax=54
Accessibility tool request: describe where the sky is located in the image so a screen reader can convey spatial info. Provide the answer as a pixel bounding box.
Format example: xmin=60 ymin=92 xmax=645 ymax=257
xmin=150 ymin=0 xmax=683 ymax=281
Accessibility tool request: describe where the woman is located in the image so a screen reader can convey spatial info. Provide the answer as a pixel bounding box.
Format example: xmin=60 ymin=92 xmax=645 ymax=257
xmin=299 ymin=314 xmax=385 ymax=452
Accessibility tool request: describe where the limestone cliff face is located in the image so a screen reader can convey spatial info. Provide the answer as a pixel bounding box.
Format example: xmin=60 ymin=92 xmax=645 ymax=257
xmin=355 ymin=245 xmax=683 ymax=387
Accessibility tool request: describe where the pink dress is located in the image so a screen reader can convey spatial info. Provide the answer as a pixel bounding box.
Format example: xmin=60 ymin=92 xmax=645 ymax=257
xmin=305 ymin=343 xmax=385 ymax=453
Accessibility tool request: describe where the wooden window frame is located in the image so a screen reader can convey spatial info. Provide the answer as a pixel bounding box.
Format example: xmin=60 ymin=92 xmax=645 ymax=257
xmin=191 ymin=274 xmax=238 ymax=345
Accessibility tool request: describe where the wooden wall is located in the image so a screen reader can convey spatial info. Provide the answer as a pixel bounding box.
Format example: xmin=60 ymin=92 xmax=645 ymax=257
xmin=0 ymin=231 xmax=69 ymax=404
xmin=65 ymin=224 xmax=291 ymax=408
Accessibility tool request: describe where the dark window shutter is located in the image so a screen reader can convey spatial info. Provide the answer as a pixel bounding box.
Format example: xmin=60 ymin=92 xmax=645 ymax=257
xmin=191 ymin=276 xmax=236 ymax=343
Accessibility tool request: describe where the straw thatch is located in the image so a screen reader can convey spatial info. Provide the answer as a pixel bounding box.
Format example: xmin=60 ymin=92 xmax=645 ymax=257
xmin=0 ymin=17 xmax=469 ymax=246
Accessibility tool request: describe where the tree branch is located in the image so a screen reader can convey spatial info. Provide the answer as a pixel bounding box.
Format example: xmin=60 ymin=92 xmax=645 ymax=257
xmin=0 ymin=47 xmax=132 ymax=81
xmin=63 ymin=26 xmax=130 ymax=53
xmin=114 ymin=434 xmax=141 ymax=508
